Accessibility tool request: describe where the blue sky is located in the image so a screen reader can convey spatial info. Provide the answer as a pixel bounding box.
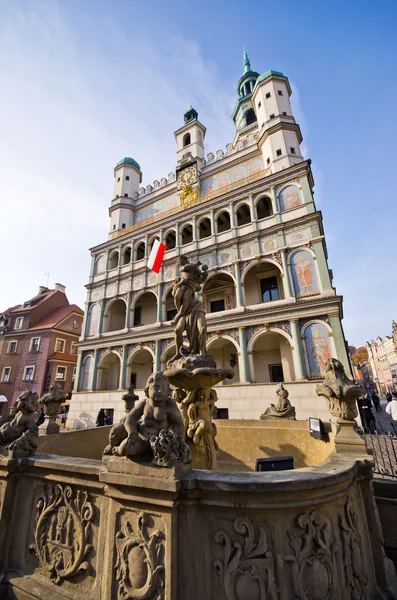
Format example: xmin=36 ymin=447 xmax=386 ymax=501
xmin=0 ymin=0 xmax=396 ymax=346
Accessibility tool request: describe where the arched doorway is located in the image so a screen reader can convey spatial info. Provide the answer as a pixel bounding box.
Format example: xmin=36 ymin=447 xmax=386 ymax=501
xmin=207 ymin=337 xmax=240 ymax=385
xmin=243 ymin=261 xmax=284 ymax=306
xmin=250 ymin=331 xmax=294 ymax=383
xmin=132 ymin=292 xmax=157 ymax=327
xmin=202 ymin=273 xmax=235 ymax=313
xmin=97 ymin=353 xmax=121 ymax=390
xmin=127 ymin=348 xmax=154 ymax=389
xmin=103 ymin=299 xmax=126 ymax=333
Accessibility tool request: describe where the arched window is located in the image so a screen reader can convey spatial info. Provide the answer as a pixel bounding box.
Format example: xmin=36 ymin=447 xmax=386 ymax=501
xmin=183 ymin=133 xmax=191 ymax=147
xmin=104 ymin=299 xmax=126 ymax=333
xmin=199 ymin=218 xmax=211 ymax=239
xmin=181 ymin=225 xmax=193 ymax=245
xmin=79 ymin=356 xmax=93 ymax=390
xmin=108 ymin=251 xmax=119 ymax=270
xmin=94 ymin=255 xmax=106 ymax=275
xmin=216 ymin=211 xmax=231 ymax=233
xmin=245 ymin=108 xmax=257 ymax=126
xmin=256 ymin=197 xmax=273 ymax=220
xmin=150 ymin=237 xmax=160 ymax=251
xmin=236 ymin=204 xmax=251 ymax=227
xmin=136 ymin=242 xmax=145 ymax=261
xmin=165 ymin=231 xmax=176 ymax=250
xmin=86 ymin=304 xmax=100 ymax=337
xmin=122 ymin=247 xmax=131 ymax=265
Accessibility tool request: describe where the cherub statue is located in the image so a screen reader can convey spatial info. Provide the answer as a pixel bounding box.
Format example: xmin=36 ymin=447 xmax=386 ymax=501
xmin=261 ymin=383 xmax=296 ymax=419
xmin=0 ymin=390 xmax=39 ymax=457
xmin=187 ymin=388 xmax=218 ymax=449
xmin=171 ymin=255 xmax=208 ymax=326
xmin=103 ymin=384 xmax=139 ymax=455
xmin=106 ymin=373 xmax=191 ymax=467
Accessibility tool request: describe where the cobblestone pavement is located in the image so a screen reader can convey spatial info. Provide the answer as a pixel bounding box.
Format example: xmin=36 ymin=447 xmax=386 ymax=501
xmin=364 ymin=398 xmax=397 ymax=478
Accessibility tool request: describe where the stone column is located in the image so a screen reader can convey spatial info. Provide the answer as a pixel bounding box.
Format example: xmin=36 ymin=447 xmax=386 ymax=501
xmin=125 ymin=292 xmax=132 ymax=329
xmin=80 ymin=301 xmax=90 ymax=340
xmin=235 ymin=264 xmax=243 ymax=308
xmin=280 ymin=250 xmax=293 ymax=298
xmin=192 ymin=216 xmax=198 ymax=241
xmin=311 ymin=241 xmax=332 ymax=291
xmin=159 ymin=228 xmax=164 ymax=244
xmin=248 ymin=194 xmax=257 ymax=231
xmin=120 ymin=346 xmax=128 ymax=390
xmin=210 ymin=209 xmax=216 ymax=237
xmin=300 ymin=174 xmax=315 ymax=213
xmin=175 ymin=222 xmax=180 ymax=255
xmin=98 ymin=300 xmax=106 ymax=335
xmin=269 ymin=185 xmax=278 ymax=214
xmin=229 ymin=202 xmax=236 ymax=230
xmin=157 ymin=283 xmax=163 ymax=323
xmin=74 ymin=352 xmax=83 ymax=392
xmin=247 ymin=351 xmax=255 ymax=383
xmin=328 ymin=314 xmax=352 ymax=376
xmin=155 ymin=340 xmax=162 ymax=372
xmin=144 ymin=234 xmax=149 ymax=258
xmin=290 ymin=319 xmax=306 ymax=380
xmin=91 ymin=348 xmax=101 ymax=391
xmin=238 ymin=327 xmax=250 ymax=382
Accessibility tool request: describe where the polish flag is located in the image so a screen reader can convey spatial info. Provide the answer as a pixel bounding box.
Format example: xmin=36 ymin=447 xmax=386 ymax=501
xmin=147 ymin=239 xmax=166 ymax=273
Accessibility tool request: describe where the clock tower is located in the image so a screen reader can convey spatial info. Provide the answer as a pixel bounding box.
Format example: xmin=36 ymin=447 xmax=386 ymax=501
xmin=174 ymin=106 xmax=206 ymax=169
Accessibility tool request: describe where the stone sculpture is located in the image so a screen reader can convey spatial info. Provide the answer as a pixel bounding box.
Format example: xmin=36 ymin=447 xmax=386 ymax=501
xmin=0 ymin=389 xmax=39 ymax=457
xmin=315 ymin=358 xmax=362 ymax=421
xmin=104 ymin=372 xmax=191 ymax=468
xmin=103 ymin=384 xmax=139 ymax=455
xmin=261 ymin=383 xmax=296 ymax=420
xmin=39 ymin=383 xmax=68 ymax=435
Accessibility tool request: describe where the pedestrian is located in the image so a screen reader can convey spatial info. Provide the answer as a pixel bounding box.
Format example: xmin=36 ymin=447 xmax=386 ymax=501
xmin=386 ymin=393 xmax=397 ymax=421
xmin=372 ymin=391 xmax=382 ymax=412
xmin=386 ymin=392 xmax=392 ymax=403
xmin=357 ymin=394 xmax=376 ymax=433
xmin=96 ymin=408 xmax=105 ymax=427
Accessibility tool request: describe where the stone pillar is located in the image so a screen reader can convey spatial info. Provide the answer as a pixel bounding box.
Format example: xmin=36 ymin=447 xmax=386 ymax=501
xmin=144 ymin=234 xmax=149 ymax=258
xmin=98 ymin=300 xmax=106 ymax=335
xmin=229 ymin=202 xmax=236 ymax=230
xmin=300 ymin=174 xmax=315 ymax=213
xmin=238 ymin=327 xmax=250 ymax=382
xmin=235 ymin=264 xmax=243 ymax=308
xmin=280 ymin=250 xmax=293 ymax=298
xmin=125 ymin=292 xmax=132 ymax=329
xmin=247 ymin=351 xmax=255 ymax=383
xmin=192 ymin=216 xmax=198 ymax=241
xmin=290 ymin=319 xmax=306 ymax=380
xmin=269 ymin=185 xmax=278 ymax=214
xmin=157 ymin=283 xmax=163 ymax=323
xmin=311 ymin=240 xmax=332 ymax=291
xmin=159 ymin=228 xmax=164 ymax=244
xmin=210 ymin=210 xmax=216 ymax=237
xmin=175 ymin=222 xmax=180 ymax=255
xmin=328 ymin=314 xmax=352 ymax=376
xmin=92 ymin=349 xmax=100 ymax=391
xmin=155 ymin=340 xmax=162 ymax=372
xmin=120 ymin=346 xmax=128 ymax=390
xmin=80 ymin=301 xmax=90 ymax=341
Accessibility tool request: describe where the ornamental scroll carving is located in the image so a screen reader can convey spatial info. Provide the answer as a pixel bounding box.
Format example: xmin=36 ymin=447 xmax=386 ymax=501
xmin=29 ymin=484 xmax=94 ymax=585
xmin=339 ymin=498 xmax=368 ymax=598
xmin=285 ymin=510 xmax=337 ymax=600
xmin=214 ymin=516 xmax=279 ymax=600
xmin=115 ymin=511 xmax=165 ymax=600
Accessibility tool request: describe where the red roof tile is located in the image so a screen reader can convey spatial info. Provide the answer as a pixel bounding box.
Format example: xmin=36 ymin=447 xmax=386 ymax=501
xmin=28 ymin=305 xmax=83 ymax=331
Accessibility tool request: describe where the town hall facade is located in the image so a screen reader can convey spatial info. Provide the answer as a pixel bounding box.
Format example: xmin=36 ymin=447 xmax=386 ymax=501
xmin=67 ymin=54 xmax=350 ymax=428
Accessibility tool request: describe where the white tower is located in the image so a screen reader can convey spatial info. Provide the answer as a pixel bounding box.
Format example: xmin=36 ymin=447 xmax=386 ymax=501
xmin=174 ymin=107 xmax=206 ymax=169
xmin=109 ymin=157 xmax=142 ymax=235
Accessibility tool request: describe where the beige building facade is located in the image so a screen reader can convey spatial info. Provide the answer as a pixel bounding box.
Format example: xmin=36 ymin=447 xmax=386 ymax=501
xmin=67 ymin=54 xmax=351 ymax=428
xmin=366 ymin=334 xmax=397 ymax=394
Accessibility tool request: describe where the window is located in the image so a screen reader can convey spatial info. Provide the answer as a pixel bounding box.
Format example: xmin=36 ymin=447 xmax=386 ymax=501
xmin=282 ymin=111 xmax=287 ymax=116
xmin=210 ymin=299 xmax=225 ymax=313
xmin=15 ymin=317 xmax=23 ymax=329
xmin=269 ymin=364 xmax=284 ymax=382
xmin=270 ymin=113 xmax=275 ymax=119
xmin=215 ymin=408 xmax=229 ymax=419
xmin=55 ymin=339 xmax=66 ymax=353
xmin=258 ymin=102 xmax=261 ymax=109
xmin=166 ymin=308 xmax=177 ymax=321
xmin=278 ymin=90 xmax=283 ymax=96
xmin=113 ymin=225 xmax=116 ymax=230
xmin=126 ymin=176 xmax=130 ymax=181
xmin=290 ymin=147 xmax=296 ymax=154
xmin=122 ymin=223 xmax=126 ymax=229
xmin=56 ymin=366 xmax=67 ymax=380
xmin=23 ymin=366 xmax=35 ymax=381
xmin=266 ymin=157 xmax=270 ymax=165
xmin=136 ymin=243 xmax=145 ymax=261
xmin=276 ymin=149 xmax=282 ymax=157
xmin=117 ymin=177 xmax=120 ymax=182
xmin=265 ymin=92 xmax=271 ymax=99
xmin=124 ymin=193 xmax=128 ymax=197
xmin=70 ymin=342 xmax=77 ymax=354
xmin=183 ymin=133 xmax=191 ymax=147
xmin=73 ymin=319 xmax=79 ymax=330
xmin=72 ymin=366 xmax=77 ymax=380
xmin=30 ymin=337 xmax=40 ymax=352
xmin=133 ymin=306 xmax=141 ymax=326
xmin=7 ymin=341 xmax=17 ymax=354
xmin=260 ymin=276 xmax=279 ymax=302
xmin=1 ymin=367 xmax=11 ymax=383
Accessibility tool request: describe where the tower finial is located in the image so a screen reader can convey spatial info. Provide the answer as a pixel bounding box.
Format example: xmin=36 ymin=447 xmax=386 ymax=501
xmin=243 ymin=49 xmax=251 ymax=73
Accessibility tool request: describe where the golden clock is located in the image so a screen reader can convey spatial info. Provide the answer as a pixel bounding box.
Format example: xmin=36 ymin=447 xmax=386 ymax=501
xmin=176 ymin=165 xmax=197 ymax=190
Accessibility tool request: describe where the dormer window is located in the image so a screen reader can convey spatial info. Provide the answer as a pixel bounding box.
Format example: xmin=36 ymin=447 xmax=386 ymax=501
xmin=183 ymin=133 xmax=191 ymax=148
xmin=14 ymin=317 xmax=24 ymax=330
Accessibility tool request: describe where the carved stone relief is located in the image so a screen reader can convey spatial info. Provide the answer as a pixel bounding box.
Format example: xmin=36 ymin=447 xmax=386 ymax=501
xmin=214 ymin=516 xmax=279 ymax=600
xmin=339 ymin=498 xmax=368 ymax=597
xmin=115 ymin=511 xmax=165 ymax=600
xmin=29 ymin=483 xmax=95 ymax=585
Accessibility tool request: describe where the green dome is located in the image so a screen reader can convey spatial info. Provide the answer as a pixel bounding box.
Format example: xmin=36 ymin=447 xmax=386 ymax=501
xmin=256 ymin=70 xmax=285 ymax=85
xmin=115 ymin=157 xmax=141 ymax=170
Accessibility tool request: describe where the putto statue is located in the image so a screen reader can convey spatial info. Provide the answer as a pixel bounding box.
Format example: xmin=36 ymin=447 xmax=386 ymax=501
xmin=104 ymin=373 xmax=191 ymax=468
xmin=0 ymin=390 xmax=39 ymax=457
xmin=315 ymin=358 xmax=362 ymax=421
xmin=261 ymin=383 xmax=296 ymax=420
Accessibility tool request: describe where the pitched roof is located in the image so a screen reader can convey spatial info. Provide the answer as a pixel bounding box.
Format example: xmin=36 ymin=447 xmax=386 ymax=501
xmin=27 ymin=304 xmax=83 ymax=332
xmin=11 ymin=290 xmax=57 ymax=313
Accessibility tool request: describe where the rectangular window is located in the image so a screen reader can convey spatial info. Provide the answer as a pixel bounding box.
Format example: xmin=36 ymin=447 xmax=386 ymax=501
xmin=15 ymin=317 xmax=24 ymax=329
xmin=270 ymin=113 xmax=275 ymax=119
xmin=215 ymin=408 xmax=229 ymax=419
xmin=117 ymin=177 xmax=120 ymax=182
xmin=276 ymin=149 xmax=282 ymax=156
xmin=282 ymin=111 xmax=287 ymax=116
xmin=30 ymin=337 xmax=40 ymax=352
xmin=130 ymin=373 xmax=137 ymax=388
xmin=258 ymin=102 xmax=261 ymax=109
xmin=56 ymin=366 xmax=67 ymax=380
xmin=23 ymin=366 xmax=35 ymax=381
xmin=290 ymin=147 xmax=296 ymax=154
xmin=70 ymin=342 xmax=77 ymax=354
xmin=133 ymin=306 xmax=141 ymax=326
xmin=260 ymin=276 xmax=280 ymax=302
xmin=210 ymin=299 xmax=225 ymax=313
xmin=55 ymin=339 xmax=66 ymax=352
xmin=166 ymin=308 xmax=177 ymax=321
xmin=125 ymin=176 xmax=130 ymax=181
xmin=7 ymin=341 xmax=17 ymax=354
xmin=124 ymin=193 xmax=128 ymax=197
xmin=72 ymin=366 xmax=77 ymax=380
xmin=1 ymin=367 xmax=11 ymax=382
xmin=265 ymin=92 xmax=271 ymax=99
xmin=266 ymin=157 xmax=270 ymax=165
xmin=278 ymin=90 xmax=283 ymax=96
xmin=269 ymin=364 xmax=284 ymax=382
xmin=73 ymin=320 xmax=79 ymax=330
xmin=122 ymin=223 xmax=126 ymax=229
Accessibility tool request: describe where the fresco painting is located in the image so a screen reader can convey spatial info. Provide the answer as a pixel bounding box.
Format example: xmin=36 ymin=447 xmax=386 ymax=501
xmin=304 ymin=322 xmax=333 ymax=376
xmin=278 ymin=185 xmax=302 ymax=211
xmin=290 ymin=250 xmax=319 ymax=297
xmin=86 ymin=304 xmax=100 ymax=337
xmin=94 ymin=255 xmax=106 ymax=275
xmin=79 ymin=356 xmax=93 ymax=390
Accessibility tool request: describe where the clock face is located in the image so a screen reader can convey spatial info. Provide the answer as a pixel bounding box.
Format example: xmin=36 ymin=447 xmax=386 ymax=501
xmin=177 ymin=165 xmax=197 ymax=189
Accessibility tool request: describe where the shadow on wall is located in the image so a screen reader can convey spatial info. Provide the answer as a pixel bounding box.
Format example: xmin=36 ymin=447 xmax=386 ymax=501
xmin=74 ymin=412 xmax=96 ymax=429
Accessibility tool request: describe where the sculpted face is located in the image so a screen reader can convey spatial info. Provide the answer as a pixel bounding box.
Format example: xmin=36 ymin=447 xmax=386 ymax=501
xmin=148 ymin=374 xmax=169 ymax=406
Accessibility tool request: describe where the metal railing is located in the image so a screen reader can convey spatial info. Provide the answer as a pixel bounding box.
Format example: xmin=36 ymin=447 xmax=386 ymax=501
xmin=364 ymin=421 xmax=397 ymax=478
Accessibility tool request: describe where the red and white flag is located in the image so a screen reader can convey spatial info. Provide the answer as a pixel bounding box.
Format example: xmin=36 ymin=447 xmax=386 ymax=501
xmin=147 ymin=239 xmax=166 ymax=273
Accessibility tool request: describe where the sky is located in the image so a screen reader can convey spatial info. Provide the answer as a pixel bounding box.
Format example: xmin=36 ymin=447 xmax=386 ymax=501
xmin=0 ymin=0 xmax=396 ymax=346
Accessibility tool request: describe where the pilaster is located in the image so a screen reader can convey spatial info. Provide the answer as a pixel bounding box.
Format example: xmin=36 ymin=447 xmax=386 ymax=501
xmin=312 ymin=241 xmax=332 ymax=291
xmin=74 ymin=352 xmax=83 ymax=392
xmin=328 ymin=314 xmax=351 ymax=376
xmin=120 ymin=346 xmax=128 ymax=389
xmin=155 ymin=340 xmax=162 ymax=372
xmin=125 ymin=292 xmax=132 ymax=329
xmin=290 ymin=319 xmax=306 ymax=380
xmin=235 ymin=264 xmax=243 ymax=308
xmin=92 ymin=348 xmax=100 ymax=391
xmin=157 ymin=283 xmax=163 ymax=323
xmin=238 ymin=327 xmax=250 ymax=382
xmin=98 ymin=300 xmax=106 ymax=335
xmin=280 ymin=250 xmax=293 ymax=298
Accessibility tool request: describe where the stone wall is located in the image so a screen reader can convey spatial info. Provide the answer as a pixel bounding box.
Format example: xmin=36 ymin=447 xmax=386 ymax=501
xmin=0 ymin=453 xmax=396 ymax=599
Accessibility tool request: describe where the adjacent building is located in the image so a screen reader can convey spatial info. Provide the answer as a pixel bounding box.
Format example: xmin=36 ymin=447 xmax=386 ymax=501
xmin=68 ymin=53 xmax=351 ymax=428
xmin=0 ymin=285 xmax=83 ymax=407
xmin=366 ymin=333 xmax=397 ymax=395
